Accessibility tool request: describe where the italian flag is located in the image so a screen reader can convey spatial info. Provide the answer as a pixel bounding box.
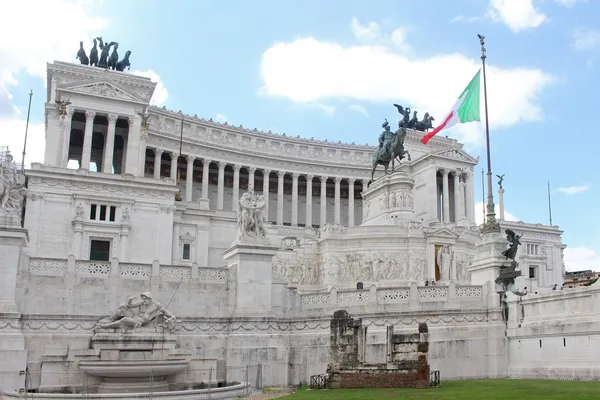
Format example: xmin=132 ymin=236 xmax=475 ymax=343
xmin=421 ymin=69 xmax=481 ymax=145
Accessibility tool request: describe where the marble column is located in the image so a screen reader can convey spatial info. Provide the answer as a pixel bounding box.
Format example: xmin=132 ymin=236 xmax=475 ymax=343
xmin=305 ymin=175 xmax=313 ymax=228
xmin=61 ymin=109 xmax=74 ymax=167
xmin=170 ymin=152 xmax=178 ymax=181
xmin=334 ymin=177 xmax=341 ymax=225
xmin=263 ymin=170 xmax=271 ymax=221
xmin=153 ymin=149 xmax=163 ymax=180
xmin=125 ymin=115 xmax=142 ymax=176
xmin=217 ymin=162 xmax=225 ymax=210
xmin=277 ymin=171 xmax=285 ymax=225
xmin=185 ymin=156 xmax=195 ymax=202
xmin=320 ymin=176 xmax=327 ymax=226
xmin=102 ymin=114 xmax=117 ymax=173
xmin=466 ymin=171 xmax=475 ymax=223
xmin=232 ymin=165 xmax=241 ymax=211
xmin=248 ymin=167 xmax=256 ymax=190
xmin=348 ymin=178 xmax=355 ymax=227
xmin=81 ymin=111 xmax=96 ymax=170
xmin=453 ymin=171 xmax=460 ymax=223
xmin=459 ymin=176 xmax=467 ymax=220
xmin=138 ymin=131 xmax=148 ymax=176
xmin=291 ymin=173 xmax=299 ymax=226
xmin=202 ymin=159 xmax=211 ymax=199
xmin=172 ymin=223 xmax=180 ymax=264
xmin=442 ymin=169 xmax=450 ymax=223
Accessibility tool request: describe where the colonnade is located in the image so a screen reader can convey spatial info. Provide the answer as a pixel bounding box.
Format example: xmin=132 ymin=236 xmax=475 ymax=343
xmin=148 ymin=148 xmax=367 ymax=227
xmin=436 ymin=168 xmax=474 ymax=223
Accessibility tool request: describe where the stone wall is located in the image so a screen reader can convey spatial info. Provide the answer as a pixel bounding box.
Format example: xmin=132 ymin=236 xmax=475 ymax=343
xmin=506 ymin=284 xmax=600 ymax=378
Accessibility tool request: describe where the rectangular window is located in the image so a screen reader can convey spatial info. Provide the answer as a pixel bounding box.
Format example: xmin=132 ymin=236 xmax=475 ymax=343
xmin=182 ymin=243 xmax=191 ymax=260
xmin=90 ymin=204 xmax=97 ymax=220
xmin=99 ymin=205 xmax=107 ymax=221
xmin=529 ymin=265 xmax=538 ymax=279
xmin=109 ymin=206 xmax=116 ymax=222
xmin=90 ymin=239 xmax=110 ymax=261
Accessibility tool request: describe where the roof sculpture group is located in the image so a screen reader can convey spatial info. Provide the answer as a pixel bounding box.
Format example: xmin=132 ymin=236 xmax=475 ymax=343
xmin=76 ymin=37 xmax=132 ymax=72
xmin=371 ymin=104 xmax=435 ymax=182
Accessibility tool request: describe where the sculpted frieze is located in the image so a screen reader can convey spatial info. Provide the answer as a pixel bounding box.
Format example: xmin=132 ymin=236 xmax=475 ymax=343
xmin=27 ymin=176 xmax=175 ymax=199
xmin=273 ymin=249 xmax=426 ymax=286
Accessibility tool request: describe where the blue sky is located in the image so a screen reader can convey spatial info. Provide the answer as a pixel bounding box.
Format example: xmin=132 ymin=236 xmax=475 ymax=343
xmin=1 ymin=0 xmax=599 ymax=271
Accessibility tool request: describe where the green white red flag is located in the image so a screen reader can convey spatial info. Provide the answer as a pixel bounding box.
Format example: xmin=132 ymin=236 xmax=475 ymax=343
xmin=421 ymin=69 xmax=482 ymax=144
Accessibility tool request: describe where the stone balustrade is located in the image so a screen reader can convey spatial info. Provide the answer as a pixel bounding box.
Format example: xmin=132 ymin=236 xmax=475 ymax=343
xmin=299 ymin=282 xmax=486 ymax=313
xmin=28 ymin=257 xmax=228 ymax=283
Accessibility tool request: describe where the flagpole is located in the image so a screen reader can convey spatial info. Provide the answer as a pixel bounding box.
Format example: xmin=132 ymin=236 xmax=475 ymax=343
xmin=548 ymin=181 xmax=553 ymax=226
xmin=21 ymin=90 xmax=33 ymax=172
xmin=478 ymin=34 xmax=500 ymax=233
xmin=481 ymin=168 xmax=485 ymax=224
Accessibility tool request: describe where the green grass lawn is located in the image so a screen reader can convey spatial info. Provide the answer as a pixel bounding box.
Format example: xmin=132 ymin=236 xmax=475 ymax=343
xmin=282 ymin=379 xmax=600 ymax=400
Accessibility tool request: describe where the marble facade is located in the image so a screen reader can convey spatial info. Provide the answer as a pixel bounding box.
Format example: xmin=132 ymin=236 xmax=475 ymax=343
xmin=0 ymin=61 xmax=586 ymax=395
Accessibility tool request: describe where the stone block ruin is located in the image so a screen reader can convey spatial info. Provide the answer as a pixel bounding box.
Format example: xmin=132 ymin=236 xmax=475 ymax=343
xmin=326 ymin=310 xmax=430 ymax=389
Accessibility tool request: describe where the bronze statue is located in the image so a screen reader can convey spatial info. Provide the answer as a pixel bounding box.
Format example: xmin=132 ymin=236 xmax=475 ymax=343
xmin=371 ymin=105 xmax=412 ymax=181
xmin=89 ymin=38 xmax=99 ymax=66
xmin=76 ymin=41 xmax=89 ymax=65
xmin=97 ymin=37 xmax=115 ymax=68
xmin=415 ymin=113 xmax=435 ymax=132
xmin=138 ymin=108 xmax=150 ymax=131
xmin=407 ymin=110 xmax=418 ymax=130
xmin=496 ymin=174 xmax=505 ymax=189
xmin=501 ymin=229 xmax=522 ymax=261
xmin=108 ymin=42 xmax=119 ymax=70
xmin=55 ymin=99 xmax=71 ymax=117
xmin=116 ymin=50 xmax=132 ymax=72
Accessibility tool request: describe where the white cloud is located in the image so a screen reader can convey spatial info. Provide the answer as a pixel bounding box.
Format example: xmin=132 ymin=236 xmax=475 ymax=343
xmin=259 ymin=33 xmax=554 ymax=146
xmin=390 ymin=27 xmax=410 ymax=51
xmin=573 ymin=27 xmax=600 ymax=51
xmin=349 ymin=104 xmax=369 ymax=117
xmin=131 ymin=69 xmax=168 ymax=106
xmin=0 ymin=119 xmax=46 ymax=167
xmin=215 ymin=113 xmax=228 ymax=123
xmin=564 ymin=247 xmax=600 ymax=272
xmin=0 ymin=0 xmax=109 ymax=86
xmin=557 ymin=185 xmax=589 ymax=195
xmin=474 ymin=201 xmax=519 ymax=226
xmin=488 ymin=0 xmax=548 ymax=32
xmin=351 ymin=17 xmax=381 ymax=44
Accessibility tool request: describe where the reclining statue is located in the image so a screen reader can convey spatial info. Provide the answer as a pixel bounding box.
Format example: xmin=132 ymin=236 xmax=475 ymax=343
xmin=94 ymin=292 xmax=178 ymax=332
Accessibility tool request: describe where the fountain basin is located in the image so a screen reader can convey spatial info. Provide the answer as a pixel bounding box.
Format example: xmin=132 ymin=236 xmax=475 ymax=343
xmin=79 ymin=359 xmax=188 ymax=378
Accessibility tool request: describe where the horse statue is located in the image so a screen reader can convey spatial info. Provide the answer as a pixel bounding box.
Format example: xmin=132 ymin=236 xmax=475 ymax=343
xmin=415 ymin=113 xmax=435 ymax=132
xmin=89 ymin=38 xmax=99 ymax=66
xmin=407 ymin=110 xmax=418 ymax=129
xmin=108 ymin=42 xmax=119 ymax=70
xmin=371 ymin=123 xmax=412 ymax=182
xmin=76 ymin=41 xmax=89 ymax=65
xmin=116 ymin=50 xmax=132 ymax=72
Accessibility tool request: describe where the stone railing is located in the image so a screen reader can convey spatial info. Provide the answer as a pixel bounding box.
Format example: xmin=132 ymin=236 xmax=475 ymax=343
xmin=300 ymin=282 xmax=485 ymax=311
xmin=28 ymin=257 xmax=228 ymax=283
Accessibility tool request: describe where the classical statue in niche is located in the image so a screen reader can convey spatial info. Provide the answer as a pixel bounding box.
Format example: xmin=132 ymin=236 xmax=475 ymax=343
xmin=436 ymin=245 xmax=453 ymax=281
xmin=236 ymin=184 xmax=267 ymax=241
xmin=94 ymin=292 xmax=178 ymax=332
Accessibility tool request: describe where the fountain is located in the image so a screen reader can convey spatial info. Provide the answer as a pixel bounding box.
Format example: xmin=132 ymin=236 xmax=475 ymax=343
xmin=1 ymin=293 xmax=251 ymax=399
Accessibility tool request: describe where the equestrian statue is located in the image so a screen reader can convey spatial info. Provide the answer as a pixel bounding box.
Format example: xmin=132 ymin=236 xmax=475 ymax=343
xmin=371 ymin=104 xmax=412 ymax=182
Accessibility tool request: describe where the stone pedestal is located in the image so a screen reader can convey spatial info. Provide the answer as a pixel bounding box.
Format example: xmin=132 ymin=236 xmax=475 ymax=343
xmin=468 ymin=231 xmax=513 ymax=304
xmin=0 ymin=225 xmax=28 ymax=392
xmin=223 ymin=241 xmax=278 ymax=316
xmin=361 ymin=170 xmax=415 ymax=226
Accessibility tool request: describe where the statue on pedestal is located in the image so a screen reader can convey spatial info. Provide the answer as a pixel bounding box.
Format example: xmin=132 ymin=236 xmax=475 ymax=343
xmin=236 ymin=184 xmax=267 ymax=242
xmin=496 ymin=174 xmax=505 ymax=190
xmin=371 ymin=104 xmax=413 ymax=181
xmin=76 ymin=37 xmax=133 ymax=71
xmin=94 ymin=292 xmax=178 ymax=332
xmin=0 ymin=152 xmax=27 ymax=222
